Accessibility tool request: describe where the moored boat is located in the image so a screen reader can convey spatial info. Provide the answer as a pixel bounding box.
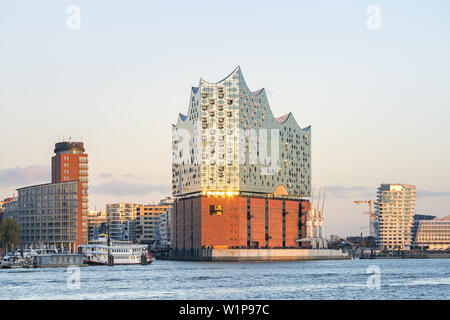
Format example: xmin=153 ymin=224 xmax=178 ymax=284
xmin=79 ymin=238 xmax=152 ymax=266
xmin=1 ymin=251 xmax=33 ymax=268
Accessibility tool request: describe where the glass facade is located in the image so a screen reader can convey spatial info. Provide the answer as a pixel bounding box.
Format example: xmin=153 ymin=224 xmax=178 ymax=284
xmin=415 ymin=216 xmax=450 ymax=250
xmin=172 ymin=67 xmax=311 ymax=199
xmin=16 ymin=181 xmax=79 ymax=252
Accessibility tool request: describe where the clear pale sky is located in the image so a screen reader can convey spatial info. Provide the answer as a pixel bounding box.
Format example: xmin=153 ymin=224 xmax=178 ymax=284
xmin=1 ymin=0 xmax=450 ymax=236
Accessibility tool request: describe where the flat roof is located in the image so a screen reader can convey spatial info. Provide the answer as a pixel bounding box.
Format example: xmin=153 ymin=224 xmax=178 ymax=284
xmin=16 ymin=180 xmax=78 ymax=191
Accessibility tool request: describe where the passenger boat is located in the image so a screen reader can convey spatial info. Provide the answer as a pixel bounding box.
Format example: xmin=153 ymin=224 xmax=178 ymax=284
xmin=78 ymin=237 xmax=152 ymax=266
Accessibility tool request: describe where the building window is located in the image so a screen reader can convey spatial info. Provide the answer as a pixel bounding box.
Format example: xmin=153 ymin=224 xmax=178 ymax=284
xmin=209 ymin=205 xmax=223 ymax=216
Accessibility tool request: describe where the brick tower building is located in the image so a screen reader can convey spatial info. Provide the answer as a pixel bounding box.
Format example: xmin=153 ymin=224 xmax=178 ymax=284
xmin=51 ymin=141 xmax=89 ymax=246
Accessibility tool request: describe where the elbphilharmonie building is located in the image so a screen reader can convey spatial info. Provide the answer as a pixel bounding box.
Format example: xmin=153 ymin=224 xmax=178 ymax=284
xmin=172 ymin=66 xmax=311 ymax=197
xmin=172 ymin=67 xmax=312 ymax=253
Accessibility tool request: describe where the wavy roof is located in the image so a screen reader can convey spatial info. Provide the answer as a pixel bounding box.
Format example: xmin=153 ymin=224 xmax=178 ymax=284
xmin=275 ymin=113 xmax=291 ymax=124
xmin=252 ymin=88 xmax=265 ymax=96
xmin=199 ymin=66 xmax=241 ymax=84
xmin=174 ymin=67 xmax=310 ymax=131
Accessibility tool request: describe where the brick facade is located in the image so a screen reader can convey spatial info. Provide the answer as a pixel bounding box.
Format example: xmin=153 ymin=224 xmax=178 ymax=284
xmin=174 ymin=196 xmax=310 ymax=250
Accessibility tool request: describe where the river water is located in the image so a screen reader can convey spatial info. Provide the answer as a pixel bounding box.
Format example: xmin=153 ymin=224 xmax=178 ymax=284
xmin=0 ymin=258 xmax=449 ymax=299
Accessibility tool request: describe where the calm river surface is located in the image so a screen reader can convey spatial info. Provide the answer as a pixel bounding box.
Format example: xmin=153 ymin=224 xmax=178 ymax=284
xmin=1 ymin=258 xmax=449 ymax=299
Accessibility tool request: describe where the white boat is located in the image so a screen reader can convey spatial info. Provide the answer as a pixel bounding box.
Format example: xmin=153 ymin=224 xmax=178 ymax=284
xmin=78 ymin=237 xmax=152 ymax=266
xmin=1 ymin=251 xmax=33 ymax=268
xmin=1 ymin=247 xmax=85 ymax=268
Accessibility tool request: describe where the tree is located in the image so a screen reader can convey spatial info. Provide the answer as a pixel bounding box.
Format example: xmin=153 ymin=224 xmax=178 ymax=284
xmin=0 ymin=218 xmax=21 ymax=252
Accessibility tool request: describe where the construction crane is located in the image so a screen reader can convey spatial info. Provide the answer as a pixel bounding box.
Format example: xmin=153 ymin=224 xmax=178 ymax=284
xmin=310 ymin=187 xmax=326 ymax=238
xmin=354 ymin=200 xmax=377 ymax=237
xmin=321 ymin=189 xmax=326 ymax=216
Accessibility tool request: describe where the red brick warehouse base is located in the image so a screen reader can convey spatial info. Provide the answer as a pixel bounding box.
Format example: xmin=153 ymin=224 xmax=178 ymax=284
xmin=173 ymin=196 xmax=311 ymax=250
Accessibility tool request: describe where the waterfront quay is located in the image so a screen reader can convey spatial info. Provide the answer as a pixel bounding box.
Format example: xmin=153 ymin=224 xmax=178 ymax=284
xmin=350 ymin=249 xmax=450 ymax=260
xmin=168 ymin=248 xmax=349 ymax=261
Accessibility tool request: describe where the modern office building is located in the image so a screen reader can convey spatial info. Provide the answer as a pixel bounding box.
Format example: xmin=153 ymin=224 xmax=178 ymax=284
xmin=52 ymin=142 xmax=88 ymax=185
xmin=105 ymin=203 xmax=139 ymax=240
xmin=136 ymin=200 xmax=173 ymax=246
xmin=1 ymin=197 xmax=14 ymax=208
xmin=87 ymin=210 xmax=107 ymax=225
xmin=104 ymin=200 xmax=173 ymax=244
xmin=415 ymin=215 xmax=450 ymax=250
xmin=51 ymin=141 xmax=89 ymax=244
xmin=375 ymin=184 xmax=416 ymax=250
xmin=87 ymin=210 xmax=107 ymax=240
xmin=121 ymin=220 xmax=138 ymax=242
xmin=2 ymin=198 xmax=18 ymax=221
xmin=157 ymin=197 xmax=174 ymax=248
xmin=16 ymin=181 xmax=80 ymax=252
xmin=9 ymin=141 xmax=89 ymax=252
xmin=0 ymin=197 xmax=16 ymax=224
xmin=412 ymin=214 xmax=436 ymax=248
xmin=157 ymin=211 xmax=171 ymax=248
xmin=172 ymin=67 xmax=312 ymax=251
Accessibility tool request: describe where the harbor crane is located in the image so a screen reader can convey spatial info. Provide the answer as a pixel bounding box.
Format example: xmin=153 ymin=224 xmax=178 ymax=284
xmin=309 ymin=187 xmax=326 ymax=238
xmin=353 ymin=200 xmax=377 ymax=237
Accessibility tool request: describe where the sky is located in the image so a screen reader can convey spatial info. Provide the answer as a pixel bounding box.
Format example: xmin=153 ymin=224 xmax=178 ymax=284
xmin=1 ymin=0 xmax=450 ymax=237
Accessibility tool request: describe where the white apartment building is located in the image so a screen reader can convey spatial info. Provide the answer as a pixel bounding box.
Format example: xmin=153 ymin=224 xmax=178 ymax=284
xmin=375 ymin=184 xmax=416 ymax=250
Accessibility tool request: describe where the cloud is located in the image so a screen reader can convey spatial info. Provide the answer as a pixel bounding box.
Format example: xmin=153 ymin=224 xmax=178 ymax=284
xmin=0 ymin=165 xmax=50 ymax=188
xmin=98 ymin=173 xmax=114 ymax=179
xmin=90 ymin=180 xmax=171 ymax=196
xmin=324 ymin=186 xmax=450 ymax=199
xmin=97 ymin=173 xmax=144 ymax=181
xmin=417 ymin=190 xmax=450 ymax=198
xmin=122 ymin=173 xmax=141 ymax=179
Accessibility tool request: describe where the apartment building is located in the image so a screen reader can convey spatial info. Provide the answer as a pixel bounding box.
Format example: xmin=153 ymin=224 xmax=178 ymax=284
xmin=375 ymin=184 xmax=416 ymax=250
xmin=105 ymin=203 xmax=139 ymax=240
xmin=8 ymin=141 xmax=88 ymax=252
